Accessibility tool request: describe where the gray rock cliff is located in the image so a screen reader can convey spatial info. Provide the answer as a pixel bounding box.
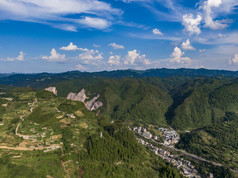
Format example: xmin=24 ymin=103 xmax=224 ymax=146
xmin=45 ymin=87 xmax=57 ymax=96
xmin=67 ymin=89 xmax=103 ymax=111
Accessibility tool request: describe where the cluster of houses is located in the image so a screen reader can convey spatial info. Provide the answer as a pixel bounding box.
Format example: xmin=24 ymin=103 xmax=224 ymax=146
xmin=159 ymin=127 xmax=180 ymax=145
xmin=133 ymin=127 xmax=203 ymax=177
xmin=132 ymin=126 xmax=180 ymax=146
xmin=43 ymin=145 xmax=61 ymax=152
xmin=137 ymin=138 xmax=201 ymax=178
xmin=133 ymin=127 xmax=153 ymax=139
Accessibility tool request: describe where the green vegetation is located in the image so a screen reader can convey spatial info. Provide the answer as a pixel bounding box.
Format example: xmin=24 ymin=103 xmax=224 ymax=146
xmin=0 ymin=87 xmax=183 ymax=177
xmin=176 ymin=113 xmax=238 ymax=169
xmin=1 ymin=70 xmax=238 ymax=177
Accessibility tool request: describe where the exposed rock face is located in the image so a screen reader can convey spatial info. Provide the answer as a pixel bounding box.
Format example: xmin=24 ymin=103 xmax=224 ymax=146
xmin=66 ymin=89 xmax=88 ymax=103
xmin=75 ymin=89 xmax=88 ymax=102
xmin=67 ymin=89 xmax=103 ymax=111
xmin=45 ymin=87 xmax=57 ymax=96
xmin=85 ymin=94 xmax=103 ymax=111
xmin=90 ymin=101 xmax=103 ymax=111
xmin=67 ymin=92 xmax=76 ymax=100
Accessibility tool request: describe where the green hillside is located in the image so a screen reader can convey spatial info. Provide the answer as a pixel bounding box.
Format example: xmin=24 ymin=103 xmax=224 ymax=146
xmin=166 ymin=78 xmax=230 ymax=129
xmin=40 ymin=78 xmax=173 ymax=126
xmin=176 ymin=112 xmax=238 ymax=169
xmin=1 ymin=73 xmax=238 ymax=177
xmin=0 ymin=87 xmax=182 ymax=177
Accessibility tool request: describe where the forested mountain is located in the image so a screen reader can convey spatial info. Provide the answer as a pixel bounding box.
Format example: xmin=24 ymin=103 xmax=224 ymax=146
xmin=176 ymin=112 xmax=238 ymax=170
xmin=0 ymin=69 xmax=238 ymax=177
xmin=0 ymin=87 xmax=182 ymax=177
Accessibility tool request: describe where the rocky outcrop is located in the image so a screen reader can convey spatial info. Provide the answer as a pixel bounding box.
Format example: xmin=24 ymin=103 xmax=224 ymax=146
xmin=45 ymin=87 xmax=57 ymax=96
xmin=85 ymin=94 xmax=103 ymax=111
xmin=67 ymin=92 xmax=76 ymax=100
xmin=75 ymin=89 xmax=88 ymax=102
xmin=66 ymin=89 xmax=88 ymax=103
xmin=67 ymin=89 xmax=103 ymax=111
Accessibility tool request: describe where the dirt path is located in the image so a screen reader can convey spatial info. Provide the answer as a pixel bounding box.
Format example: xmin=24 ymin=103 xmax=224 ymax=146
xmin=61 ymin=160 xmax=71 ymax=178
xmin=30 ymin=98 xmax=37 ymax=113
xmin=15 ymin=98 xmax=37 ymax=137
xmin=0 ymin=98 xmax=70 ymax=176
xmin=0 ymin=146 xmax=42 ymax=151
xmin=15 ymin=116 xmax=24 ymax=136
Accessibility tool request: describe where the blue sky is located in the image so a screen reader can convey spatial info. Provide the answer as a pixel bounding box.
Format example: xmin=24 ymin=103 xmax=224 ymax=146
xmin=0 ymin=0 xmax=238 ymax=73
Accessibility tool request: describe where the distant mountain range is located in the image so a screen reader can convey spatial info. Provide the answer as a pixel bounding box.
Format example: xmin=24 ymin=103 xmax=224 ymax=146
xmin=0 ymin=68 xmax=238 ymax=87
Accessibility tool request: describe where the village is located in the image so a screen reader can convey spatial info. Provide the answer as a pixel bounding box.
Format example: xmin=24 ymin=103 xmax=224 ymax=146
xmin=132 ymin=126 xmax=202 ymax=178
xmin=132 ymin=126 xmax=180 ymax=145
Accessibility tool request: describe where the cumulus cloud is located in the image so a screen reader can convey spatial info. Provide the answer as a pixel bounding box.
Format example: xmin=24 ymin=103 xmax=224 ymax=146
xmin=124 ymin=50 xmax=150 ymax=65
xmin=60 ymin=42 xmax=89 ymax=51
xmin=202 ymin=0 xmax=227 ymax=30
xmin=152 ymin=28 xmax=163 ymax=35
xmin=109 ymin=43 xmax=125 ymax=49
xmin=78 ymin=49 xmax=103 ymax=61
xmin=182 ymin=14 xmax=202 ymax=35
xmin=16 ymin=51 xmax=25 ymax=61
xmin=76 ymin=64 xmax=86 ymax=70
xmin=0 ymin=0 xmax=121 ymax=31
xmin=42 ymin=48 xmax=66 ymax=62
xmin=60 ymin=42 xmax=79 ymax=51
xmin=5 ymin=51 xmax=25 ymax=62
xmin=181 ymin=39 xmax=195 ymax=50
xmin=77 ymin=17 xmax=110 ymax=30
xmin=229 ymin=54 xmax=238 ymax=65
xmin=170 ymin=47 xmax=191 ymax=64
xmin=108 ymin=55 xmax=121 ymax=65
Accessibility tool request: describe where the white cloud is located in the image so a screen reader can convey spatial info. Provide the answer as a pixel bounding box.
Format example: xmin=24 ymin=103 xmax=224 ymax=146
xmin=229 ymin=54 xmax=238 ymax=65
xmin=171 ymin=47 xmax=184 ymax=59
xmin=0 ymin=0 xmax=121 ymax=31
xmin=181 ymin=39 xmax=195 ymax=50
xmin=170 ymin=47 xmax=191 ymax=64
xmin=42 ymin=48 xmax=66 ymax=62
xmin=5 ymin=51 xmax=25 ymax=62
xmin=60 ymin=42 xmax=89 ymax=52
xmin=60 ymin=42 xmax=79 ymax=51
xmin=218 ymin=33 xmax=225 ymax=38
xmin=124 ymin=50 xmax=150 ymax=65
xmin=76 ymin=64 xmax=86 ymax=70
xmin=108 ymin=55 xmax=121 ymax=65
xmin=16 ymin=51 xmax=25 ymax=61
xmin=199 ymin=49 xmax=206 ymax=52
xmin=109 ymin=43 xmax=125 ymax=49
xmin=202 ymin=0 xmax=227 ymax=30
xmin=77 ymin=17 xmax=110 ymax=30
xmin=129 ymin=32 xmax=182 ymax=41
xmin=78 ymin=49 xmax=103 ymax=61
xmin=182 ymin=14 xmax=202 ymax=35
xmin=198 ymin=32 xmax=238 ymax=45
xmin=52 ymin=24 xmax=78 ymax=32
xmin=152 ymin=28 xmax=163 ymax=35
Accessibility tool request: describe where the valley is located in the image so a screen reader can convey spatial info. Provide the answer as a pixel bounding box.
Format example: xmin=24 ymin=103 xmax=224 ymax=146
xmin=0 ymin=69 xmax=237 ymax=177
